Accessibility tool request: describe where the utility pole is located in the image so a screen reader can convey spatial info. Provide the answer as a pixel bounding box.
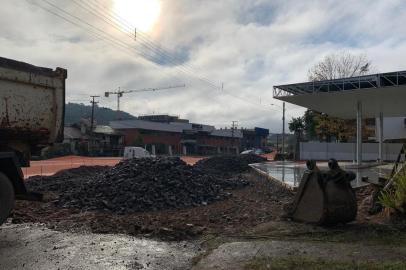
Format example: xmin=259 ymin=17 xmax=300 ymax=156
xmin=276 ymin=134 xmax=279 ymax=153
xmin=231 ymin=121 xmax=238 ymax=155
xmin=89 ymin=95 xmax=99 ymax=155
xmin=282 ymin=102 xmax=286 ymax=160
xmin=90 ymin=95 xmax=100 ymax=133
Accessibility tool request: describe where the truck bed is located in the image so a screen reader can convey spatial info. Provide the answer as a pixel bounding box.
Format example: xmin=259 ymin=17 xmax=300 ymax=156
xmin=0 ymin=57 xmax=67 ymax=149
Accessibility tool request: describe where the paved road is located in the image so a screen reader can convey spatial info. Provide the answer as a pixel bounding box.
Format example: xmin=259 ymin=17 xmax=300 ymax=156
xmin=0 ymin=223 xmax=199 ymax=270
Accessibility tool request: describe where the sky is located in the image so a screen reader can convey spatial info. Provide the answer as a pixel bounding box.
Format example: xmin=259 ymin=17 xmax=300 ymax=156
xmin=1 ymin=0 xmax=406 ymax=132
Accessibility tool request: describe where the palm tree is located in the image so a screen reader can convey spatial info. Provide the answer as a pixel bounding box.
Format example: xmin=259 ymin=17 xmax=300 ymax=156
xmin=289 ymin=117 xmax=305 ymax=160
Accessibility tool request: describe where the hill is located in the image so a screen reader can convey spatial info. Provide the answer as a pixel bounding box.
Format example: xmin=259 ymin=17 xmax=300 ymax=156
xmin=64 ymin=103 xmax=136 ymax=126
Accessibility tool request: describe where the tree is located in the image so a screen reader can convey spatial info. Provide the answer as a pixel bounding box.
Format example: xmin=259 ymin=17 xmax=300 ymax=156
xmin=304 ymin=52 xmax=375 ymax=142
xmin=289 ymin=117 xmax=305 ymax=160
xmin=308 ymin=51 xmax=373 ymax=81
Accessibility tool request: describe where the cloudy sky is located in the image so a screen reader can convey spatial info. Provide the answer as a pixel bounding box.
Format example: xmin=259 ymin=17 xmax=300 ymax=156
xmin=1 ymin=0 xmax=406 ymax=132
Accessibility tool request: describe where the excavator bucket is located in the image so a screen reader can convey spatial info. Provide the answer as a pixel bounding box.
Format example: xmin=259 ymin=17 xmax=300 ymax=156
xmin=288 ymin=159 xmax=357 ymax=226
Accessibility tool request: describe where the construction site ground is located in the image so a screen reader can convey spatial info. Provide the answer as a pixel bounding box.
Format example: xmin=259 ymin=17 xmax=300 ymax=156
xmin=2 ymin=155 xmax=406 ymax=270
xmin=23 ymin=155 xmax=205 ymax=178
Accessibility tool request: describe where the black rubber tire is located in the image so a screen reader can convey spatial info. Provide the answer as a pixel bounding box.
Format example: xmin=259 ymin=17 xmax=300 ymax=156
xmin=0 ymin=172 xmax=15 ymax=225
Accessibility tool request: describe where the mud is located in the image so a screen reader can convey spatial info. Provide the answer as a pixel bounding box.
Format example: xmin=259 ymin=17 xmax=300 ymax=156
xmin=0 ymin=223 xmax=200 ymax=270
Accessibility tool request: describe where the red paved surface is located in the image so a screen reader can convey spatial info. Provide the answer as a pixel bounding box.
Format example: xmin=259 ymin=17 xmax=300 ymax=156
xmin=23 ymin=156 xmax=122 ymax=178
xmin=23 ymin=155 xmax=206 ymax=178
xmin=23 ymin=154 xmax=272 ymax=178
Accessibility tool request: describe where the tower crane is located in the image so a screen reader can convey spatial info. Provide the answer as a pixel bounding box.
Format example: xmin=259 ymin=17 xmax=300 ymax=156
xmin=104 ymin=84 xmax=185 ymax=117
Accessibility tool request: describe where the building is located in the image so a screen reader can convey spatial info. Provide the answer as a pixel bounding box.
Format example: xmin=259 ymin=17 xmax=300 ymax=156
xmin=110 ymin=119 xmax=184 ymax=155
xmin=138 ymin=114 xmax=189 ymax=123
xmin=63 ymin=121 xmax=124 ymax=156
xmin=92 ymin=125 xmax=124 ymax=156
xmin=110 ymin=116 xmax=243 ymax=155
xmin=241 ymin=127 xmax=270 ymax=150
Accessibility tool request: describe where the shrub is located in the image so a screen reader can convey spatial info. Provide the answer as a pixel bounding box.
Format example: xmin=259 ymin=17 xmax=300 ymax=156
xmin=379 ymin=167 xmax=406 ymax=213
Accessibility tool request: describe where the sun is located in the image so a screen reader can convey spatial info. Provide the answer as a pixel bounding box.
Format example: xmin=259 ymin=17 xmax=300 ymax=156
xmin=113 ymin=0 xmax=161 ymax=32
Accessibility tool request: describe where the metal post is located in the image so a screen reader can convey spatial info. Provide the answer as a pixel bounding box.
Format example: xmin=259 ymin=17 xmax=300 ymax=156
xmin=378 ymin=112 xmax=384 ymax=163
xmin=356 ymin=101 xmax=362 ymax=165
xmin=282 ymin=102 xmax=285 ymax=160
xmin=276 ymin=134 xmax=279 ymax=153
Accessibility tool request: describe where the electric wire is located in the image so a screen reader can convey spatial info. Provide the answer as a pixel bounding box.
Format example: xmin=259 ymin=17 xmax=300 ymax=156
xmin=27 ymin=0 xmax=289 ymax=116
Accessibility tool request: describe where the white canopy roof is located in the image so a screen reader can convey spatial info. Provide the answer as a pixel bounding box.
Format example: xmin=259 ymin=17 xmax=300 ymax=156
xmin=273 ymin=71 xmax=406 ymax=119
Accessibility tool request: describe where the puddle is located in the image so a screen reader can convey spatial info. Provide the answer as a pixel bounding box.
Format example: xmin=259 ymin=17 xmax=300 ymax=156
xmin=250 ymin=161 xmax=392 ymax=188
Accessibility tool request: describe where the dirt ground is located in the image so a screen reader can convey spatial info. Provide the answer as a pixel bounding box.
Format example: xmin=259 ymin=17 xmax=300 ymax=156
xmin=12 ymin=168 xmax=393 ymax=241
xmin=12 ymin=172 xmax=293 ymax=240
xmin=8 ymin=156 xmax=406 ymax=269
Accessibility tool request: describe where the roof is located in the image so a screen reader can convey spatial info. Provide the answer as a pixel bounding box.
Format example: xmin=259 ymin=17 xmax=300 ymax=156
xmin=93 ymin=125 xmax=121 ymax=135
xmin=110 ymin=119 xmax=184 ymax=133
xmin=169 ymin=122 xmax=215 ymax=133
xmin=210 ymin=129 xmax=243 ymax=138
xmin=273 ymin=71 xmax=406 ymax=119
xmin=64 ymin=127 xmax=82 ymax=139
xmin=111 ymin=119 xmax=242 ymax=138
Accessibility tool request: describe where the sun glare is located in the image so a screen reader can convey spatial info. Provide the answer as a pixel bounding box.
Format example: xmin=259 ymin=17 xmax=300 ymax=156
xmin=113 ymin=0 xmax=161 ymax=32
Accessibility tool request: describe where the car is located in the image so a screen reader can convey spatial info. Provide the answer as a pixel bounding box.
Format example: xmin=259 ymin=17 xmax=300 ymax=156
xmin=123 ymin=147 xmax=152 ymax=159
xmin=240 ymin=149 xmax=254 ymax=155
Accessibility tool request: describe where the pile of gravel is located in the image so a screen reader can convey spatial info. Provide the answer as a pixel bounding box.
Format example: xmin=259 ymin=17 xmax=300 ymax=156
xmin=26 ymin=166 xmax=109 ymax=193
xmin=27 ymin=157 xmax=248 ymax=214
xmin=194 ymin=154 xmax=267 ymax=176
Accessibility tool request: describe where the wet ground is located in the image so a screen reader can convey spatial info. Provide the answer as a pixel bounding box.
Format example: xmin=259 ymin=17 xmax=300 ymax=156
xmin=250 ymin=161 xmax=393 ymax=188
xmin=0 ymin=223 xmax=200 ymax=270
xmin=194 ymin=238 xmax=406 ymax=270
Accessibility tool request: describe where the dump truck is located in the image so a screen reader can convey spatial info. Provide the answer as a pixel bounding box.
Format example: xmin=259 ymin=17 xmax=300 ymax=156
xmin=0 ymin=57 xmax=67 ymax=225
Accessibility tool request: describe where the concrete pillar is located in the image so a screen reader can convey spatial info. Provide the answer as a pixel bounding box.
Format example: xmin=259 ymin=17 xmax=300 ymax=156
xmin=182 ymin=145 xmax=187 ymax=155
xmin=378 ymin=112 xmax=384 ymax=163
xmin=168 ymin=145 xmax=173 ymax=156
xmin=151 ymin=145 xmax=156 ymax=156
xmin=217 ymin=147 xmax=221 ymax=154
xmin=356 ymin=101 xmax=362 ymax=165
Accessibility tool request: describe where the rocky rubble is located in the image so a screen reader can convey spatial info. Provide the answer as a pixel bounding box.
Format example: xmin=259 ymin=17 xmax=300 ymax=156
xmin=26 ymin=157 xmax=249 ymax=214
xmin=26 ymin=166 xmax=109 ymax=193
xmin=194 ymin=154 xmax=267 ymax=176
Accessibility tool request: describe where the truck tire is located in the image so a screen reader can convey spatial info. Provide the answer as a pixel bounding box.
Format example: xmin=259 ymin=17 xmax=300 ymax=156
xmin=0 ymin=172 xmax=15 ymax=225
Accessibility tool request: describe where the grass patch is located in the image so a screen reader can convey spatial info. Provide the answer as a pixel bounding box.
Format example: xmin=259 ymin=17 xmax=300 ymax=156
xmin=244 ymin=257 xmax=406 ymax=270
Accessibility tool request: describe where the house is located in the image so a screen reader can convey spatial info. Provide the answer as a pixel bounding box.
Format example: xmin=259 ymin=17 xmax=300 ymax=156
xmin=63 ymin=120 xmax=124 ymax=156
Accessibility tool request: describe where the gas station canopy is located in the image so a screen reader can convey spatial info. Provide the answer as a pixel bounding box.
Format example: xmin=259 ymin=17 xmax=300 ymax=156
xmin=273 ymin=71 xmax=406 ymax=119
xmin=273 ymin=70 xmax=406 ymax=165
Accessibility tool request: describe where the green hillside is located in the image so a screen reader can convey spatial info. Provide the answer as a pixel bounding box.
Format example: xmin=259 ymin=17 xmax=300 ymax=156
xmin=64 ymin=102 xmax=136 ymax=126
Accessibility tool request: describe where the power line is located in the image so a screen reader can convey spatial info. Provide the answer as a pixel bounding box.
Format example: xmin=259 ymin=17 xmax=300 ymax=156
xmin=72 ymin=0 xmax=223 ymax=90
xmin=27 ymin=0 xmax=286 ymax=114
xmin=68 ymin=0 xmax=278 ymax=110
xmin=29 ymin=0 xmax=186 ymax=86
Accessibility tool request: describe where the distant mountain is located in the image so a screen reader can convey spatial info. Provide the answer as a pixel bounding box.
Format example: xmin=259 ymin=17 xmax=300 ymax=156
xmin=64 ymin=103 xmax=136 ymax=126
